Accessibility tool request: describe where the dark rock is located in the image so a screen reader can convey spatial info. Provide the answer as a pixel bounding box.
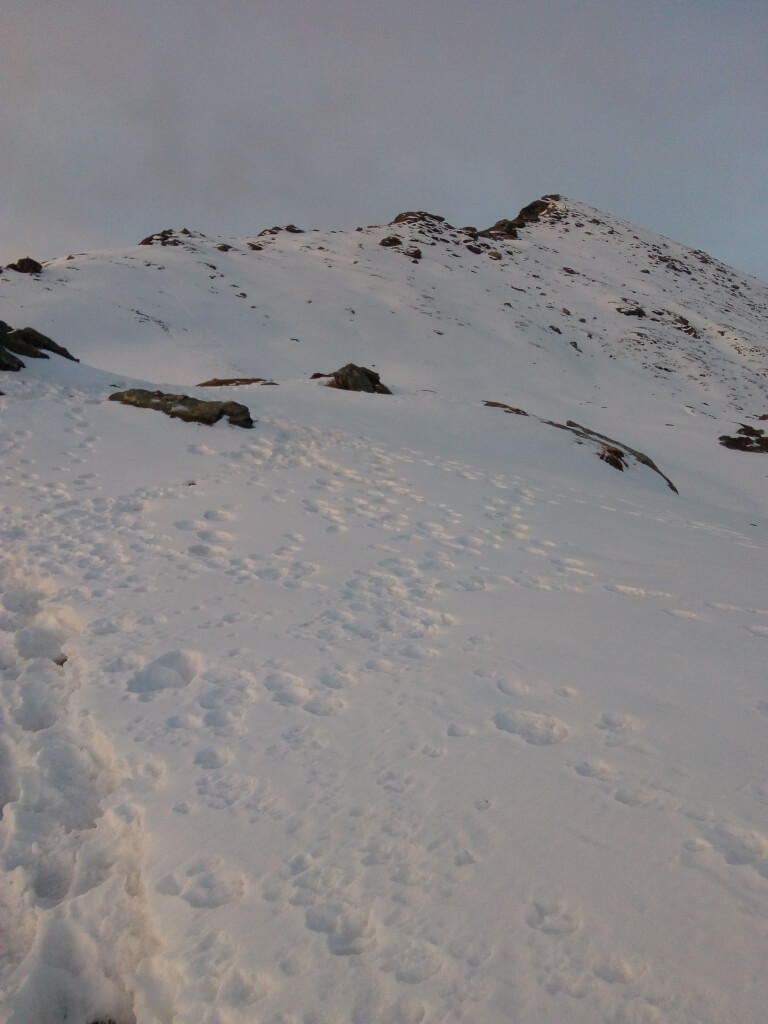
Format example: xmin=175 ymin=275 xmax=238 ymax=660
xmin=617 ymin=305 xmax=647 ymax=317
xmin=672 ymin=314 xmax=700 ymax=338
xmin=379 ymin=236 xmax=402 ymax=248
xmin=465 ymin=244 xmax=483 ymax=255
xmin=109 ymin=389 xmax=254 ymax=428
xmin=599 ymin=445 xmax=628 ymax=471
xmin=197 ymin=377 xmax=277 ymax=387
xmin=323 ymin=364 xmax=392 ymax=394
xmin=7 ymin=257 xmax=43 ymax=274
xmin=247 ymin=243 xmax=264 ymax=251
xmin=5 ymin=327 xmax=79 ymax=362
xmin=564 ymin=420 xmax=678 ymax=492
xmin=139 ymin=229 xmax=179 ymax=246
xmin=480 ymin=197 xmax=558 ymax=238
xmin=483 ymin=401 xmax=528 ymax=416
xmin=0 ymin=345 xmax=25 ymax=371
xmin=718 ymin=425 xmax=768 ymax=452
xmin=513 ymin=201 xmax=549 ymax=226
xmin=285 ymin=224 xmax=304 ymax=233
xmin=485 ymin=401 xmax=678 ymax=493
xmin=2 ymin=337 xmax=49 ymax=361
xmin=403 ymin=247 xmax=422 ymax=261
xmin=0 ymin=323 xmax=79 ymax=370
xmin=391 ymin=211 xmax=446 ymax=227
xmin=478 ymin=219 xmax=518 ymax=240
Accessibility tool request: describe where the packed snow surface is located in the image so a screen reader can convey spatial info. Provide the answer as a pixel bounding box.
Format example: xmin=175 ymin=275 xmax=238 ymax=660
xmin=1 ymin=197 xmax=768 ymax=1023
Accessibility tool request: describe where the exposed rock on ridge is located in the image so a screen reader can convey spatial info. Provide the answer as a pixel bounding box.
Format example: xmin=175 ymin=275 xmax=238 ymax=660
xmin=484 ymin=400 xmax=679 ymax=493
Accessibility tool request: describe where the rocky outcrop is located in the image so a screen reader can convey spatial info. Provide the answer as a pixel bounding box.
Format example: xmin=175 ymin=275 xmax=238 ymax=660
xmin=484 ymin=400 xmax=678 ymax=493
xmin=0 ymin=322 xmax=22 ymax=370
xmin=391 ymin=211 xmax=446 ymax=228
xmin=197 ymin=377 xmax=277 ymax=387
xmin=108 ymin=389 xmax=255 ymax=428
xmin=139 ymin=228 xmax=180 ymax=246
xmin=0 ymin=345 xmax=24 ymax=371
xmin=315 ymin=364 xmax=392 ymax=394
xmin=718 ymin=424 xmax=768 ymax=452
xmin=478 ymin=219 xmax=519 ymax=241
xmin=0 ymin=322 xmax=79 ymax=371
xmin=6 ymin=257 xmax=43 ymax=274
xmin=479 ymin=196 xmax=560 ymax=239
xmin=3 ymin=327 xmax=79 ymax=362
xmin=483 ymin=401 xmax=528 ymax=416
xmin=560 ymin=420 xmax=678 ymax=493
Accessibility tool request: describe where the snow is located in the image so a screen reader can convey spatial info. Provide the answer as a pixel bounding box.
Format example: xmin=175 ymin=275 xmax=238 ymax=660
xmin=1 ymin=197 xmax=768 ymax=1023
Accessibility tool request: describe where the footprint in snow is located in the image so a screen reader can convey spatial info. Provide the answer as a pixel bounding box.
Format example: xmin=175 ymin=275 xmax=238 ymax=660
xmin=127 ymin=649 xmax=203 ymax=693
xmin=305 ymin=902 xmax=378 ymax=955
xmin=493 ymin=710 xmax=569 ymax=745
xmin=161 ymin=857 xmax=246 ymax=908
xmin=526 ymin=897 xmax=580 ymax=934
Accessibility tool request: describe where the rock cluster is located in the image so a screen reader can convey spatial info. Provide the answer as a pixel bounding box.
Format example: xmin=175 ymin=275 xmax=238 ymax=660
xmin=139 ymin=228 xmax=197 ymax=246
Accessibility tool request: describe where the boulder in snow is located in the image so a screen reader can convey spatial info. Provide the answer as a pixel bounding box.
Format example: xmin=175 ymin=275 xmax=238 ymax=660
xmin=6 ymin=257 xmax=43 ymax=274
xmin=317 ymin=364 xmax=392 ymax=394
xmin=108 ymin=389 xmax=255 ymax=428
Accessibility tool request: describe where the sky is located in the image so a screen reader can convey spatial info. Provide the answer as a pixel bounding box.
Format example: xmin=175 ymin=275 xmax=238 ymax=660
xmin=2 ymin=0 xmax=767 ymax=280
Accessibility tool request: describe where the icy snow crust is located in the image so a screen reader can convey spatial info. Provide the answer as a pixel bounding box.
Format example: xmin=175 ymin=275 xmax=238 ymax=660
xmin=1 ymin=198 xmax=768 ymax=1022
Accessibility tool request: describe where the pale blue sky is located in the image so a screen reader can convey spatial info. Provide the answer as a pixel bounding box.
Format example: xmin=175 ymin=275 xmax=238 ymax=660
xmin=2 ymin=0 xmax=767 ymax=278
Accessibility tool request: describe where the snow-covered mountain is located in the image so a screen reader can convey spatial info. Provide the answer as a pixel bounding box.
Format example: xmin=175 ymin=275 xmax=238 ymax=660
xmin=1 ymin=196 xmax=767 ymax=1024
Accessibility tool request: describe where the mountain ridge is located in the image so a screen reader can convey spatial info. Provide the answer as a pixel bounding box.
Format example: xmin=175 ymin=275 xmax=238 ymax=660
xmin=4 ymin=194 xmax=766 ymax=411
xmin=2 ymin=193 xmax=766 ymax=511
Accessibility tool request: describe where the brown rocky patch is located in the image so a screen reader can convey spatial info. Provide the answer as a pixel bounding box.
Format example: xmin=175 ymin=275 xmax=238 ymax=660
xmin=197 ymin=377 xmax=277 ymax=387
xmin=109 ymin=389 xmax=254 ymax=428
xmin=483 ymin=401 xmax=528 ymax=415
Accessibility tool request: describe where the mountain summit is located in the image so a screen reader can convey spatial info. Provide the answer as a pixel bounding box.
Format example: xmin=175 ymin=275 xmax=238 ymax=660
xmin=1 ymin=198 xmax=767 ymax=1024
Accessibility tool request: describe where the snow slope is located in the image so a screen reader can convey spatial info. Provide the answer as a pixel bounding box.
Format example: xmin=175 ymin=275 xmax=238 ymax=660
xmin=1 ymin=197 xmax=767 ymax=1023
